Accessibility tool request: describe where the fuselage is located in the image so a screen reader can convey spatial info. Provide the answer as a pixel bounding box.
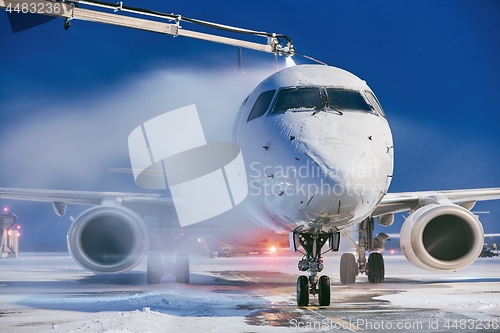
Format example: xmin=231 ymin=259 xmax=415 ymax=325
xmin=232 ymin=65 xmax=394 ymax=234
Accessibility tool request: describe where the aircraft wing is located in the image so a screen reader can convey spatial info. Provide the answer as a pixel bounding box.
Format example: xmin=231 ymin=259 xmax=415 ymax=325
xmin=372 ymin=187 xmax=500 ymax=217
xmin=385 ymin=233 xmax=500 ymax=239
xmin=0 ymin=187 xmax=174 ymax=214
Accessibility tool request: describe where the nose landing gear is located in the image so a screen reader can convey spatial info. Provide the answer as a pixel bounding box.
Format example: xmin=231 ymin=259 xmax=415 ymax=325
xmin=291 ymin=217 xmax=388 ymax=306
xmin=291 ymin=230 xmax=339 ymax=306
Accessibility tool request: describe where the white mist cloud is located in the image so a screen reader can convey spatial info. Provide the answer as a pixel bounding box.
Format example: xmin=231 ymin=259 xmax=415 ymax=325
xmin=0 ymin=67 xmax=274 ymax=191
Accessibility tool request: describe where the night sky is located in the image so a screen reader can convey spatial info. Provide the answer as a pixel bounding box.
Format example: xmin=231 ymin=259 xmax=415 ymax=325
xmin=0 ymin=0 xmax=499 ymax=251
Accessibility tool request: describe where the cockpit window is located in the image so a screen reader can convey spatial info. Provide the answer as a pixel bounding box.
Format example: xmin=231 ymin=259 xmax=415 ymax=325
xmin=326 ymin=88 xmax=373 ymax=112
xmin=364 ymin=91 xmax=386 ymax=117
xmin=270 ymin=87 xmax=322 ymax=114
xmin=247 ymin=90 xmax=276 ymax=122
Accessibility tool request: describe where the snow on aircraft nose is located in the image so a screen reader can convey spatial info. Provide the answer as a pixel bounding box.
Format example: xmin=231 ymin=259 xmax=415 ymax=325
xmin=269 ymin=110 xmax=392 ymax=227
xmin=233 ymin=65 xmax=393 ymax=230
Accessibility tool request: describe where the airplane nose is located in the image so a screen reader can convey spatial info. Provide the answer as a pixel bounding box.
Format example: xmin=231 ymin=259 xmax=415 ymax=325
xmin=241 ymin=111 xmax=392 ymax=230
xmin=291 ymin=142 xmax=362 ymax=224
xmin=281 ymin=113 xmax=390 ymax=224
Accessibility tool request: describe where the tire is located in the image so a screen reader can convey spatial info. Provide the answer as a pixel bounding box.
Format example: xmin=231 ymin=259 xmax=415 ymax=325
xmin=318 ymin=275 xmax=331 ymax=306
xmin=146 ymin=253 xmax=162 ymax=285
xmin=340 ymin=253 xmax=358 ymax=284
xmin=367 ymin=252 xmax=385 ymax=283
xmin=175 ymin=253 xmax=190 ymax=284
xmin=296 ymin=275 xmax=309 ymax=306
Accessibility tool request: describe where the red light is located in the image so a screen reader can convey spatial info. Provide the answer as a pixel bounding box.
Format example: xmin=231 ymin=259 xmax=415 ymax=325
xmin=319 ymin=256 xmax=324 ymax=263
xmin=17 ymin=225 xmax=21 ymax=229
xmin=2 ymin=207 xmax=8 ymax=213
xmin=390 ymin=249 xmax=395 ymax=255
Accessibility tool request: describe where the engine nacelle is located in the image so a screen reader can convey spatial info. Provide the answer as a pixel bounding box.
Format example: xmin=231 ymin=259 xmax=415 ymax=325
xmin=67 ymin=205 xmax=149 ymax=273
xmin=400 ymin=204 xmax=483 ymax=271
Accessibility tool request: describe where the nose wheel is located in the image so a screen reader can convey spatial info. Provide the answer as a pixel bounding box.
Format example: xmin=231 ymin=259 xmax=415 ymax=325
xmin=291 ymin=230 xmax=339 ymax=306
xmin=318 ymin=275 xmax=331 ymax=306
xmin=296 ymin=275 xmax=309 ymax=306
xmin=296 ymin=274 xmax=331 ymax=306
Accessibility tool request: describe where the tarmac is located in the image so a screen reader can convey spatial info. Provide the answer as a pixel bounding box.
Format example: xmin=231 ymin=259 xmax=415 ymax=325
xmin=0 ymin=252 xmax=499 ymax=332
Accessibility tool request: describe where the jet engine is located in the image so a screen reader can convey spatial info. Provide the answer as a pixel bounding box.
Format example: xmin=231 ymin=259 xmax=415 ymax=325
xmin=400 ymin=203 xmax=483 ymax=271
xmin=67 ymin=205 xmax=149 ymax=273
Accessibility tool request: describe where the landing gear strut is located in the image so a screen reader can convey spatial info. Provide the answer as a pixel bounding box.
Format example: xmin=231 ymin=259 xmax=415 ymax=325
xmin=291 ymin=229 xmax=339 ymax=306
xmin=339 ymin=217 xmax=385 ymax=285
xmin=146 ymin=251 xmax=191 ymax=284
xmin=146 ymin=219 xmax=191 ymax=285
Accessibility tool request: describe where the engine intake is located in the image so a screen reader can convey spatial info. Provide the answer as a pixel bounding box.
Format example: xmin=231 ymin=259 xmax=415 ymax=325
xmin=67 ymin=205 xmax=149 ymax=273
xmin=400 ymin=204 xmax=483 ymax=271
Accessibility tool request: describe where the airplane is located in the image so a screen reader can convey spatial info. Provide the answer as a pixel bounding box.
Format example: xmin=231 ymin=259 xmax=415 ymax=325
xmin=1 ymin=1 xmax=500 ymax=307
xmin=2 ymin=64 xmax=500 ymax=307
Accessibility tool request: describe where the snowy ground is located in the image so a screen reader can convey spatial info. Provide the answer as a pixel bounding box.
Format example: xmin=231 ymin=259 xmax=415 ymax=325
xmin=0 ymin=253 xmax=499 ymax=332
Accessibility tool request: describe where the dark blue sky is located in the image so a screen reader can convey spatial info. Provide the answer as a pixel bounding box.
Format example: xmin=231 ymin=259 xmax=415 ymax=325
xmin=0 ymin=0 xmax=499 ymax=251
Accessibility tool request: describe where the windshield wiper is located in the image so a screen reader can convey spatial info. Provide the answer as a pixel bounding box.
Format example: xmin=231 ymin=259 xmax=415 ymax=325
xmin=312 ymin=107 xmax=343 ymax=116
xmin=327 ymin=108 xmax=343 ymax=116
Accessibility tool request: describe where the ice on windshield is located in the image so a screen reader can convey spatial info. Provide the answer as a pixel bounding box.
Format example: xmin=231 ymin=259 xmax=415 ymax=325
xmin=247 ymin=90 xmax=276 ymax=122
xmin=326 ymin=89 xmax=373 ymax=112
xmin=268 ymin=87 xmax=380 ymax=115
xmin=270 ymin=87 xmax=322 ymax=114
xmin=364 ymin=90 xmax=386 ymax=117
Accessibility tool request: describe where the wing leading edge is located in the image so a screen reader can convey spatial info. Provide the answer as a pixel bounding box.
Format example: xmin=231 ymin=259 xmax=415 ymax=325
xmin=373 ymin=187 xmax=500 ymax=217
xmin=0 ymin=187 xmax=174 ymax=212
